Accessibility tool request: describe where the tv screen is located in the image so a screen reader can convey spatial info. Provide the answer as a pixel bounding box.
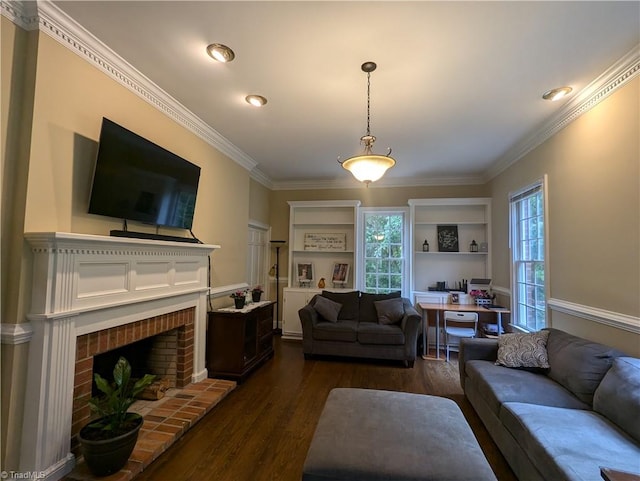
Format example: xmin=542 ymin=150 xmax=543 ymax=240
xmin=88 ymin=118 xmax=201 ymax=229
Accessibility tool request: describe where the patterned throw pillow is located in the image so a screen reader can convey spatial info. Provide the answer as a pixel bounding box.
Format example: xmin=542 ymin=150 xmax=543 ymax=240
xmin=496 ymin=330 xmax=550 ymax=370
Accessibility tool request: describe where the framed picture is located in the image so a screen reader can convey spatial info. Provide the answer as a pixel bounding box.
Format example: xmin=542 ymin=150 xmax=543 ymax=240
xmin=303 ymin=233 xmax=346 ymax=251
xmin=437 ymin=225 xmax=459 ymax=252
xmin=450 ymin=292 xmax=460 ymax=304
xmin=297 ymin=263 xmax=314 ymax=287
xmin=331 ymin=262 xmax=350 ymax=286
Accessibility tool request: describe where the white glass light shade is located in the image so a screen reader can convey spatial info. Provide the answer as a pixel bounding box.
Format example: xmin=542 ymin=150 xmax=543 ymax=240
xmin=542 ymin=86 xmax=572 ymax=101
xmin=206 ymin=43 xmax=235 ymax=63
xmin=341 ymin=154 xmax=396 ymax=184
xmin=245 ymin=95 xmax=267 ymax=107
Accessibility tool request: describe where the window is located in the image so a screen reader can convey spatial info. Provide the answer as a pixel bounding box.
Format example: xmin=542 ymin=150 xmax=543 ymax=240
xmin=510 ymin=179 xmax=547 ymax=331
xmin=359 ymin=210 xmax=408 ymax=294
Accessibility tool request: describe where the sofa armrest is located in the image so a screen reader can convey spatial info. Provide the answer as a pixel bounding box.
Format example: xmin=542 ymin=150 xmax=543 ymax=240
xmin=459 ymin=338 xmax=499 ymax=390
xmin=299 ymin=295 xmax=319 ymax=331
xmin=299 ymin=295 xmax=320 ymax=353
xmin=400 ymin=299 xmax=422 ymax=357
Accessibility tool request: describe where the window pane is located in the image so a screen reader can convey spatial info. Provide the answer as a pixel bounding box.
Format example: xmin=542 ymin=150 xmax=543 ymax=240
xmin=362 ymin=212 xmax=405 ymax=295
xmin=511 ymin=186 xmax=546 ymax=331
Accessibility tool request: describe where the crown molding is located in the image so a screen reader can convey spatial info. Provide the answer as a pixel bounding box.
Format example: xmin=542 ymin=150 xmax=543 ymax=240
xmin=485 ymin=45 xmax=640 ymax=181
xmin=1 ymin=0 xmax=38 ymax=29
xmin=15 ymin=0 xmax=258 ymax=174
xmin=249 ymin=167 xmax=275 ymax=190
xmin=271 ymin=173 xmax=486 ymax=191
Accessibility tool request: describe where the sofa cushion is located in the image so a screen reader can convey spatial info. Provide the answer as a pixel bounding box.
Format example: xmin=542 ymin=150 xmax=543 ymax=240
xmin=357 ymin=322 xmax=405 ymax=345
xmin=545 ymin=328 xmax=624 ymax=405
xmin=496 ymin=330 xmax=550 ymax=370
xmin=312 ymin=320 xmax=358 ymax=342
xmin=465 ymin=360 xmax=589 ymax=416
xmin=313 ymin=295 xmax=342 ymax=323
xmin=374 ymin=297 xmax=405 ymax=325
xmin=593 ymin=357 xmax=640 ymax=443
xmin=500 ymin=402 xmax=640 ymax=481
xmin=359 ymin=291 xmax=401 ymax=323
xmin=321 ymin=291 xmax=360 ymax=321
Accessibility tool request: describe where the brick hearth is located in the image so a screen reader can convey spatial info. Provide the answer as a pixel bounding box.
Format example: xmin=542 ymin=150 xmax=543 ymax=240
xmin=65 ymin=378 xmax=236 ymax=481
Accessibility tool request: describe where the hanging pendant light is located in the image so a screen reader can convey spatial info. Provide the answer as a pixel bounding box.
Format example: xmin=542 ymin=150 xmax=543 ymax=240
xmin=338 ymin=61 xmax=395 ymax=186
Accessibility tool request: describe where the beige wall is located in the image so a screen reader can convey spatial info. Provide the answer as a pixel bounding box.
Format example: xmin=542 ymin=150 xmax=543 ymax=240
xmin=249 ymin=178 xmax=271 ymax=225
xmin=24 ymin=32 xmax=251 ymax=285
xmin=1 ymin=17 xmax=39 ymax=469
xmin=489 ymin=77 xmax=640 ymax=355
xmin=1 ymin=24 xmax=254 ymax=469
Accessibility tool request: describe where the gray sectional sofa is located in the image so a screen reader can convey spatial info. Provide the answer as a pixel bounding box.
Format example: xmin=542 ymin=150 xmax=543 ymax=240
xmin=459 ymin=328 xmax=640 ymax=481
xmin=298 ymin=290 xmax=422 ymax=367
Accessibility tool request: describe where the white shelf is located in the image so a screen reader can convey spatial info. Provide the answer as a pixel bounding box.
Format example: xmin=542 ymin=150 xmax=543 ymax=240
xmin=292 ymin=249 xmax=355 ymax=254
xmin=409 ymin=198 xmax=491 ymax=296
xmin=416 ymin=251 xmax=488 ymax=255
xmin=414 ymin=221 xmax=487 ymax=226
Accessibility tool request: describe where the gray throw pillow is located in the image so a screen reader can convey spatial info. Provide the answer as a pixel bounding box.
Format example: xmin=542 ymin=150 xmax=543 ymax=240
xmin=593 ymin=357 xmax=640 ymax=443
xmin=314 ymin=295 xmax=342 ymax=322
xmin=374 ymin=297 xmax=405 ymax=325
xmin=496 ymin=330 xmax=550 ymax=369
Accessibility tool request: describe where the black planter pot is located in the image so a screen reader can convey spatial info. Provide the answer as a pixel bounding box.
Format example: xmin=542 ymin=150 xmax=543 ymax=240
xmin=78 ymin=414 xmax=143 ymax=477
xmin=234 ymin=297 xmax=245 ymax=309
xmin=252 ymin=291 xmax=262 ymax=302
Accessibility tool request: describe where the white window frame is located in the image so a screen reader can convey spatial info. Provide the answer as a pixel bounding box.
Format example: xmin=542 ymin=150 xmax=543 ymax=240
xmin=509 ymin=176 xmax=549 ymax=332
xmin=357 ymin=207 xmax=409 ymax=296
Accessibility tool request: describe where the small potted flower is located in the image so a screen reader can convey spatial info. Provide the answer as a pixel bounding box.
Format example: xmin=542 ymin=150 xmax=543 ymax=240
xmin=230 ymin=290 xmax=248 ymax=309
xmin=470 ymin=289 xmax=492 ymax=306
xmin=251 ymin=285 xmax=263 ymax=303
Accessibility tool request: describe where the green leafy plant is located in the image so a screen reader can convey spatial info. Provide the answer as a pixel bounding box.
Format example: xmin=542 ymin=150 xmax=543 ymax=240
xmin=87 ymin=356 xmax=155 ymax=435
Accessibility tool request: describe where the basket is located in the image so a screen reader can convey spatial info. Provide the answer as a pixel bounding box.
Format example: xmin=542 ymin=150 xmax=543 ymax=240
xmin=475 ymin=298 xmax=491 ymax=306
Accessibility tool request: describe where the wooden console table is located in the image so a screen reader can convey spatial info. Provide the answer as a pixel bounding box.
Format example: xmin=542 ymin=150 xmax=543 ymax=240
xmin=207 ymin=301 xmax=275 ymax=382
xmin=417 ymin=302 xmax=510 ymax=360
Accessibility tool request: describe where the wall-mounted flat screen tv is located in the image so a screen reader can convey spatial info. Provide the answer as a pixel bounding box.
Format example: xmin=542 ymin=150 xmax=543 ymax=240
xmin=88 ymin=118 xmax=201 ymax=229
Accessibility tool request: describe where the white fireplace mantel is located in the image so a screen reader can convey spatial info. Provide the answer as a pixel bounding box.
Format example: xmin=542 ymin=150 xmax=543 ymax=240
xmin=20 ymin=232 xmax=219 ymax=480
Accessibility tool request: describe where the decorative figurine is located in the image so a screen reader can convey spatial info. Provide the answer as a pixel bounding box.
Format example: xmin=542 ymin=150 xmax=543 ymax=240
xmin=318 ymin=277 xmax=325 ymax=288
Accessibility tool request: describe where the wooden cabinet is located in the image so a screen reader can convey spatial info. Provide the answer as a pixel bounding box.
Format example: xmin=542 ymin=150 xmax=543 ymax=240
xmin=206 ymin=301 xmax=275 ymax=382
xmin=409 ymin=198 xmax=492 ymax=303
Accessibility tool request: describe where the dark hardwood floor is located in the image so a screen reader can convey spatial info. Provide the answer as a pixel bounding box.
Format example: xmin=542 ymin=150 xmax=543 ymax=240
xmin=135 ymin=337 xmax=517 ymax=481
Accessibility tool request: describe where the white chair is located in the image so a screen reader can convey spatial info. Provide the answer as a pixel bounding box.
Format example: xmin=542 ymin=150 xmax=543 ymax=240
xmin=443 ymin=311 xmax=478 ymax=362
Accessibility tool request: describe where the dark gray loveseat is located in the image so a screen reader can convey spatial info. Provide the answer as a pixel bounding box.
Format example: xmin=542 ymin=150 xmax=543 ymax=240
xmin=459 ymin=328 xmax=640 ymax=481
xmin=298 ymin=290 xmax=422 ymax=367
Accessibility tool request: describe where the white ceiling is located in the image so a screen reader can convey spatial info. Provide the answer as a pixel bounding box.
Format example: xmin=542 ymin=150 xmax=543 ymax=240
xmin=51 ymin=1 xmax=639 ymax=189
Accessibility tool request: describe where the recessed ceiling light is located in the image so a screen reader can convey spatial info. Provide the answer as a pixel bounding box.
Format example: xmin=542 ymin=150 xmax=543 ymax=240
xmin=542 ymin=86 xmax=572 ymax=101
xmin=206 ymin=43 xmax=235 ymax=63
xmin=245 ymin=95 xmax=267 ymax=107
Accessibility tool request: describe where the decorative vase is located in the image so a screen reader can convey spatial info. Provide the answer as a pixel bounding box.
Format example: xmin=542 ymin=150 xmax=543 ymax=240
xmin=252 ymin=291 xmax=262 ymax=302
xmin=318 ymin=278 xmax=325 ymax=288
xmin=234 ymin=297 xmax=245 ymax=309
xmin=78 ymin=415 xmax=143 ymax=477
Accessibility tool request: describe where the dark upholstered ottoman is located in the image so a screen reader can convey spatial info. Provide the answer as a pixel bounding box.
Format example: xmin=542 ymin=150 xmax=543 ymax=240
xmin=302 ymin=388 xmax=496 ymax=481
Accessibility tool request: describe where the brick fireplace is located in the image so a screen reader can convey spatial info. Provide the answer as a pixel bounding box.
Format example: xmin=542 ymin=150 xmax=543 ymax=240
xmin=21 ymin=233 xmax=218 ymax=481
xmin=71 ymin=308 xmax=194 ymax=449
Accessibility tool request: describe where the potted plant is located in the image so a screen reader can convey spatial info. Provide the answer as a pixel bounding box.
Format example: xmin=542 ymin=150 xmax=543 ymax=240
xmin=251 ymin=285 xmax=263 ymax=302
xmin=230 ymin=289 xmax=248 ymax=309
xmin=78 ymin=356 xmax=155 ymax=476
